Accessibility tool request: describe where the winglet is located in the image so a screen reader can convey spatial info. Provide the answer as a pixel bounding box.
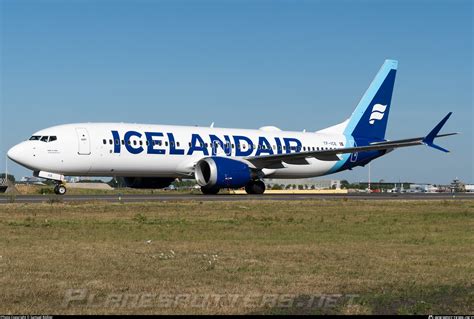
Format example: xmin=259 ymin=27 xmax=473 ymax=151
xmin=422 ymin=112 xmax=453 ymax=152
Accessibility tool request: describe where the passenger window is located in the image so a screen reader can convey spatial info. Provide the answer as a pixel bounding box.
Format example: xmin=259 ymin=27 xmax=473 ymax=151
xmin=177 ymin=142 xmax=180 ymax=147
xmin=115 ymin=139 xmax=119 ymax=145
xmin=188 ymin=142 xmax=191 ymax=147
xmin=121 ymin=140 xmax=125 ymax=145
xmin=165 ymin=141 xmax=169 ymax=147
xmin=103 ymin=139 xmax=106 ymax=145
xmin=133 ymin=140 xmax=137 ymax=146
xmin=139 ymin=141 xmax=143 ymax=146
xmin=109 ymin=139 xmax=113 ymax=145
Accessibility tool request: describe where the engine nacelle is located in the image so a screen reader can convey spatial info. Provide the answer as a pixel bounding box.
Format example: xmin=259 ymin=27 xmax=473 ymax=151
xmin=123 ymin=177 xmax=175 ymax=189
xmin=195 ymin=157 xmax=252 ymax=189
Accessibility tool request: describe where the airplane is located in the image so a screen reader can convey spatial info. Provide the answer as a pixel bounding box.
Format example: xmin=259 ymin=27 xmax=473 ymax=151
xmin=7 ymin=60 xmax=457 ymax=195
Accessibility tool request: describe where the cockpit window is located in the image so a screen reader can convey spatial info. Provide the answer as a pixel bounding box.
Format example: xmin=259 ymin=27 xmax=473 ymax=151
xmin=30 ymin=135 xmax=58 ymax=142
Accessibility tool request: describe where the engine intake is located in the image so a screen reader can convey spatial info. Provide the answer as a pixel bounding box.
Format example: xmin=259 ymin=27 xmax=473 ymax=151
xmin=195 ymin=157 xmax=252 ymax=189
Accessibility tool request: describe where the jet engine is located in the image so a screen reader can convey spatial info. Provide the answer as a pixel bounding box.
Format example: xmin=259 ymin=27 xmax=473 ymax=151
xmin=195 ymin=157 xmax=253 ymax=190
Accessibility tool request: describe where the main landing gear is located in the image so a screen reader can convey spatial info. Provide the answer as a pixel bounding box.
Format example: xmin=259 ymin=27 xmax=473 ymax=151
xmin=54 ymin=183 xmax=67 ymax=195
xmin=200 ymin=185 xmax=220 ymax=195
xmin=245 ymin=180 xmax=266 ymax=195
xmin=200 ymin=180 xmax=266 ymax=195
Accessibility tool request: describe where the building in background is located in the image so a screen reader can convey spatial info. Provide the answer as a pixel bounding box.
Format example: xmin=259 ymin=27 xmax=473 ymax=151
xmin=449 ymin=178 xmax=467 ymax=192
xmin=408 ymin=184 xmax=438 ymax=193
xmin=265 ymin=178 xmax=340 ymax=190
xmin=19 ymin=176 xmax=45 ymax=184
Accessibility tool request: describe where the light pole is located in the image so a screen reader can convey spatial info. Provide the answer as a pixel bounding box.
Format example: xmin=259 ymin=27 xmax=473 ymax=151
xmin=368 ymin=162 xmax=371 ymax=193
xmin=4 ymin=154 xmax=7 ymax=185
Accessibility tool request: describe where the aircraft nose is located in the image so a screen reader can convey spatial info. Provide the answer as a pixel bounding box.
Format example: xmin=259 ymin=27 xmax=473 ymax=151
xmin=7 ymin=143 xmax=26 ymax=164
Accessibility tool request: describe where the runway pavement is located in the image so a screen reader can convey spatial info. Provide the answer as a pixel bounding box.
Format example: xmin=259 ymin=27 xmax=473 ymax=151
xmin=1 ymin=192 xmax=473 ymax=204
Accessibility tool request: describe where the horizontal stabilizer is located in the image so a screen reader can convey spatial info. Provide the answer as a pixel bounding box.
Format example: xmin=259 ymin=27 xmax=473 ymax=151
xmin=422 ymin=112 xmax=453 ymax=153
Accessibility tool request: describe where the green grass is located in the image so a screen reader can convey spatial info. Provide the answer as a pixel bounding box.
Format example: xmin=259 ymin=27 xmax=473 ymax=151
xmin=0 ymin=200 xmax=472 ymax=314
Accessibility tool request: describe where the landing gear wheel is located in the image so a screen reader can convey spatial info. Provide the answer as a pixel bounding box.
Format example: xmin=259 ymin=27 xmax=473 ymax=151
xmin=201 ymin=186 xmax=220 ymax=195
xmin=245 ymin=180 xmax=266 ymax=195
xmin=54 ymin=184 xmax=67 ymax=195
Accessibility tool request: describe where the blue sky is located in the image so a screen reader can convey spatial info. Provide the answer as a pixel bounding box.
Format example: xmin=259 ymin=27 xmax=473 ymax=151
xmin=1 ymin=0 xmax=472 ymax=183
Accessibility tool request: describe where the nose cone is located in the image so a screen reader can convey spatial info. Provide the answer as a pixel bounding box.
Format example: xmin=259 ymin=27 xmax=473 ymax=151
xmin=7 ymin=143 xmax=26 ymax=165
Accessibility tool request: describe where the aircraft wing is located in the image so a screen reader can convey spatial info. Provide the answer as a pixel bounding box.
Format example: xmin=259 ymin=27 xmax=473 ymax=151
xmin=246 ymin=113 xmax=457 ymax=169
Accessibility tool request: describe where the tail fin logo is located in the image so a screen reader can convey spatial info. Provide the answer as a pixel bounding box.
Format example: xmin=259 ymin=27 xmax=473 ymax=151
xmin=369 ymin=104 xmax=387 ymax=124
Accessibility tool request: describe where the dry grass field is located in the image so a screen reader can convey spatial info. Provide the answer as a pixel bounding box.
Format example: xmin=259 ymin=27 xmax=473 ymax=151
xmin=12 ymin=184 xmax=193 ymax=195
xmin=0 ymin=199 xmax=472 ymax=314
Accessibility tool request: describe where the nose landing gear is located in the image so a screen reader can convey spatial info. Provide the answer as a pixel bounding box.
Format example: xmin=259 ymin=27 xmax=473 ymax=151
xmin=54 ymin=183 xmax=67 ymax=195
xmin=33 ymin=171 xmax=67 ymax=195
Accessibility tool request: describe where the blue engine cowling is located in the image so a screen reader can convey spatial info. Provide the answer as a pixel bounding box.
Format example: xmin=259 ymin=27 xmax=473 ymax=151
xmin=195 ymin=157 xmax=252 ymax=189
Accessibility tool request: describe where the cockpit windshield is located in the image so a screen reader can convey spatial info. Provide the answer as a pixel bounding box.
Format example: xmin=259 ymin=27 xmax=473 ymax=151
xmin=29 ymin=135 xmax=57 ymax=142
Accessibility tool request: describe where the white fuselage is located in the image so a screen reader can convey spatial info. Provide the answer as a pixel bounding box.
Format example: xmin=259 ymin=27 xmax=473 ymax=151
xmin=7 ymin=123 xmax=349 ymax=180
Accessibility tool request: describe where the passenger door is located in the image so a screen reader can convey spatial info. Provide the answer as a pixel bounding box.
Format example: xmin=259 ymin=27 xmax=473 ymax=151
xmin=76 ymin=128 xmax=91 ymax=155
